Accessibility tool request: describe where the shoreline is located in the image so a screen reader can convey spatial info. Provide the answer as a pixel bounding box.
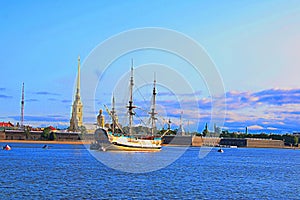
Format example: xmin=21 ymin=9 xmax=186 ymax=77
xmin=0 ymin=140 xmax=91 ymax=145
xmin=0 ymin=140 xmax=298 ymax=149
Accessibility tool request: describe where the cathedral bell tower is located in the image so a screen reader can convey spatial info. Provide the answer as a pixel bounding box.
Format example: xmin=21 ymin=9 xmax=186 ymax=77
xmin=69 ymin=56 xmax=83 ymax=131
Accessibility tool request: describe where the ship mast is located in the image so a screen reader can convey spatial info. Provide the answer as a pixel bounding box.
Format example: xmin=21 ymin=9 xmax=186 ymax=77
xmin=111 ymin=94 xmax=116 ymax=133
xmin=127 ymin=60 xmax=136 ymax=135
xmin=149 ymin=74 xmax=157 ymax=136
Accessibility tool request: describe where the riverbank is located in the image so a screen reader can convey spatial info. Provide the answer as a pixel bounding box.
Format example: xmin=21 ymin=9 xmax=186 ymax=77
xmin=0 ymin=138 xmax=298 ymax=149
xmin=0 ymin=140 xmax=91 ymax=145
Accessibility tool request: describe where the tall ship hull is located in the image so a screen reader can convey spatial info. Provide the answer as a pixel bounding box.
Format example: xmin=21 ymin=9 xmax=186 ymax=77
xmin=108 ymin=132 xmax=161 ymax=152
xmin=91 ymin=128 xmax=161 ymax=152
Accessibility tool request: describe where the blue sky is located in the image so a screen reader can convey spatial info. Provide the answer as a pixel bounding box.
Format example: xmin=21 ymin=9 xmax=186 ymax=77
xmin=1 ymin=0 xmax=300 ymax=133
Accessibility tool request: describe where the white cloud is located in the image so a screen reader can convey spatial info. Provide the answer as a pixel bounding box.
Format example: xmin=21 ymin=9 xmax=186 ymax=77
xmin=247 ymin=125 xmax=264 ymax=130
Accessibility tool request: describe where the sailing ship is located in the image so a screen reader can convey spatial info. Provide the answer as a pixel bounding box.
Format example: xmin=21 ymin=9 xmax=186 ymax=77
xmin=91 ymin=63 xmax=168 ymax=152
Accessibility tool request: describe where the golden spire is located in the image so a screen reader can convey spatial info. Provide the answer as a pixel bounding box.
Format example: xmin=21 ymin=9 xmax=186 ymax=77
xmin=69 ymin=55 xmax=83 ymax=131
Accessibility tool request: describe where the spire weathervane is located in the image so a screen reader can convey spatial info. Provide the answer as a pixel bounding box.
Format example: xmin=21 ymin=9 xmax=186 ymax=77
xmin=76 ymin=55 xmax=81 ymax=99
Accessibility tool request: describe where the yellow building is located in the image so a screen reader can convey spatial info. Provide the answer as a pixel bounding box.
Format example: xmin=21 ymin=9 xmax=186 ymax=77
xmin=69 ymin=56 xmax=83 ymax=131
xmin=97 ymin=109 xmax=105 ymax=128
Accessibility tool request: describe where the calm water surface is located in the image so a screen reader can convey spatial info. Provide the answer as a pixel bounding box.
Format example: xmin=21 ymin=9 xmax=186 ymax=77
xmin=0 ymin=143 xmax=299 ymax=199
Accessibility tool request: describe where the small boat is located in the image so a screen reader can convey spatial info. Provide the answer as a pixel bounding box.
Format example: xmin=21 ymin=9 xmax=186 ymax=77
xmin=3 ymin=144 xmax=11 ymax=151
xmin=42 ymin=145 xmax=49 ymax=149
xmin=217 ymin=148 xmax=224 ymax=153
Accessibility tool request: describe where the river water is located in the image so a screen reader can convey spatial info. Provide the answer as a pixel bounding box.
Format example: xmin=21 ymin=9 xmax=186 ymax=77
xmin=0 ymin=143 xmax=299 ymax=199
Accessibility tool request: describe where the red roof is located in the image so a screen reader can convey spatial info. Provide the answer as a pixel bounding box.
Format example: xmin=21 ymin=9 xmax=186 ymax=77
xmin=0 ymin=122 xmax=14 ymax=127
xmin=48 ymin=126 xmax=56 ymax=130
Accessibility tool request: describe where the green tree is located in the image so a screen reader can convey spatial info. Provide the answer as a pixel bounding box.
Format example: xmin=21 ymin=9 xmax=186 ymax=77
xmin=282 ymin=134 xmax=298 ymax=146
xmin=294 ymin=136 xmax=298 ymax=145
xmin=270 ymin=134 xmax=282 ymax=140
xmin=49 ymin=132 xmax=56 ymax=141
xmin=41 ymin=127 xmax=51 ymax=139
xmin=158 ymin=129 xmax=176 ymax=135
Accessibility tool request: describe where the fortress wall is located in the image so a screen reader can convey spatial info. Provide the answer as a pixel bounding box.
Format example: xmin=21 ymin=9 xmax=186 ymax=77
xmin=202 ymin=137 xmax=221 ymax=146
xmin=192 ymin=136 xmax=203 ymax=146
xmin=191 ymin=136 xmax=221 ymax=147
xmin=163 ymin=135 xmax=192 ymax=146
xmin=220 ymin=138 xmax=247 ymax=147
xmin=246 ymin=139 xmax=284 ymax=148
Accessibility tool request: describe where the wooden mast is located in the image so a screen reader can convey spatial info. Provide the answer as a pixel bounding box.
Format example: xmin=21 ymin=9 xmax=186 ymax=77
xmin=149 ymin=74 xmax=157 ymax=136
xmin=127 ymin=59 xmax=136 ymax=135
